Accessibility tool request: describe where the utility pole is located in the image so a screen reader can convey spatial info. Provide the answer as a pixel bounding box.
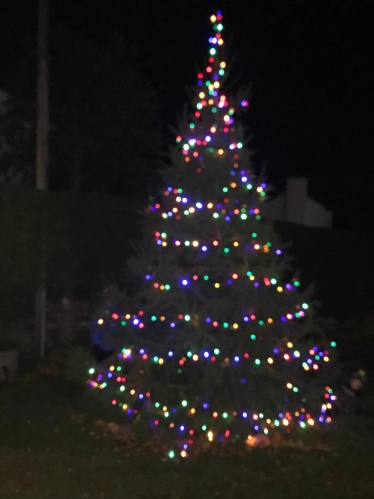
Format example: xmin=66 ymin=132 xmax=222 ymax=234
xmin=35 ymin=0 xmax=49 ymax=357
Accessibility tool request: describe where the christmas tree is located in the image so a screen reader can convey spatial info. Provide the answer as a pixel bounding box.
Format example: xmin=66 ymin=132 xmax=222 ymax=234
xmin=87 ymin=11 xmax=337 ymax=457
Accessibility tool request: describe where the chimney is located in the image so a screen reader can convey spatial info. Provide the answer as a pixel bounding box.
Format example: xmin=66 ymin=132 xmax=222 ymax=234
xmin=286 ymin=177 xmax=308 ymax=225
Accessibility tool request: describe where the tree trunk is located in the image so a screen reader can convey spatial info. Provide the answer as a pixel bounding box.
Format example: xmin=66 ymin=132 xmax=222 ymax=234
xmin=35 ymin=0 xmax=49 ymax=357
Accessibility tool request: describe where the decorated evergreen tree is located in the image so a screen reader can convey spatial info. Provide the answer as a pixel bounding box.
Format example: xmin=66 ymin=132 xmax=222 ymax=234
xmin=87 ymin=12 xmax=338 ymax=457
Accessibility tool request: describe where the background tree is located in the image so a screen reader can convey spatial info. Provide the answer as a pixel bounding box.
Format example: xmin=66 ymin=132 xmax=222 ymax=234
xmin=1 ymin=27 xmax=161 ymax=202
xmin=87 ymin=12 xmax=338 ymax=457
xmin=0 ymin=90 xmax=35 ymax=185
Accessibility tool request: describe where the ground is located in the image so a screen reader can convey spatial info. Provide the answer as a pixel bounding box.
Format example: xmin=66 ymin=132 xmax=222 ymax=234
xmin=1 ymin=369 xmax=374 ymax=499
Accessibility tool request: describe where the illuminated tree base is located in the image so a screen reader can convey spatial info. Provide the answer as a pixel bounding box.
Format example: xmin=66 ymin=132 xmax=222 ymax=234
xmin=87 ymin=315 xmax=337 ymax=459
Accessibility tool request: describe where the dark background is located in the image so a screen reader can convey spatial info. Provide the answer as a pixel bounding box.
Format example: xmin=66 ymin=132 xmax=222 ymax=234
xmin=0 ymin=0 xmax=373 ymax=232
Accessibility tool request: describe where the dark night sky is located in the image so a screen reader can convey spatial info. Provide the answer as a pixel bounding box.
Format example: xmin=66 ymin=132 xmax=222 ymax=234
xmin=1 ymin=0 xmax=373 ymax=232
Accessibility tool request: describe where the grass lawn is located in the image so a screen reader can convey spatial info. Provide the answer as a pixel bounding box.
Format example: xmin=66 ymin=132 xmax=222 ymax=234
xmin=1 ymin=372 xmax=374 ymax=499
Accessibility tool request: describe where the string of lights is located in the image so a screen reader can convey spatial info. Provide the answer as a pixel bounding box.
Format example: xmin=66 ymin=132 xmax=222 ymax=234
xmin=87 ymin=11 xmax=337 ymax=459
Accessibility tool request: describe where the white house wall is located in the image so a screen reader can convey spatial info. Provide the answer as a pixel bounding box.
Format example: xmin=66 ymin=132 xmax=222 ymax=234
xmin=262 ymin=177 xmax=332 ymax=229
